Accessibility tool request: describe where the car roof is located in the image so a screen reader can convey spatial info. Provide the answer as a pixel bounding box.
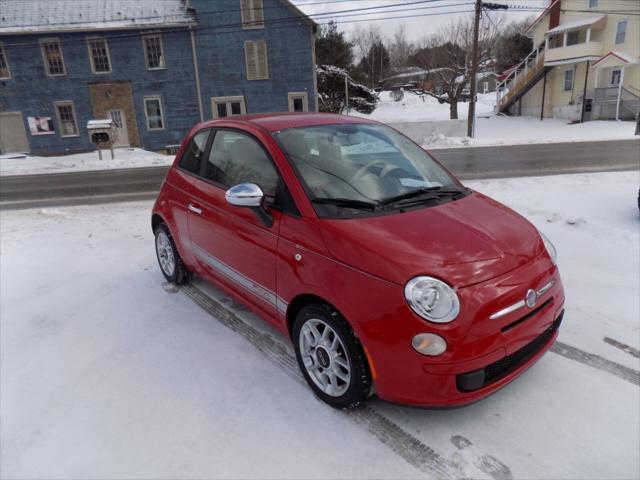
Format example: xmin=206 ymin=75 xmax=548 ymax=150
xmin=197 ymin=112 xmax=380 ymax=133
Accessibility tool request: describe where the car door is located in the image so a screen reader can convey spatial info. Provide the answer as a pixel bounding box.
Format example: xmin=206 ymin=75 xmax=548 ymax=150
xmin=162 ymin=128 xmax=212 ymax=268
xmin=186 ymin=128 xmax=284 ymax=321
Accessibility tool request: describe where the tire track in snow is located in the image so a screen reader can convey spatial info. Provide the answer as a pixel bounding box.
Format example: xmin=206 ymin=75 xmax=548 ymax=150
xmin=551 ymin=342 xmax=640 ymax=386
xmin=603 ymin=337 xmax=640 ymax=360
xmin=181 ymin=282 xmax=511 ymax=480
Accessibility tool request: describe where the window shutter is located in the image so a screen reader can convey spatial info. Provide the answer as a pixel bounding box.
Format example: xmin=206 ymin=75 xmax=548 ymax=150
xmin=245 ymin=41 xmax=258 ymax=80
xmin=257 ymin=40 xmax=268 ymax=79
xmin=252 ymin=0 xmax=264 ymax=28
xmin=240 ymin=0 xmax=250 ymax=26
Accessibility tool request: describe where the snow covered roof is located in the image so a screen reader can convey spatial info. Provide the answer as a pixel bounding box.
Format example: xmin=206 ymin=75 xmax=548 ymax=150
xmin=0 ymin=0 xmax=196 ymax=35
xmin=381 ymin=67 xmax=453 ymax=83
xmin=546 ymin=15 xmax=606 ymax=36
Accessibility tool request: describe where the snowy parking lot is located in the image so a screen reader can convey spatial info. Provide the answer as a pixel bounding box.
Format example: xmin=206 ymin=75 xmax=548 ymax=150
xmin=1 ymin=171 xmax=638 ymax=479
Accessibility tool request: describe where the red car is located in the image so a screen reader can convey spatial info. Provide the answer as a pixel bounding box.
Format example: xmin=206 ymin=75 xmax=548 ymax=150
xmin=152 ymin=113 xmax=564 ymax=409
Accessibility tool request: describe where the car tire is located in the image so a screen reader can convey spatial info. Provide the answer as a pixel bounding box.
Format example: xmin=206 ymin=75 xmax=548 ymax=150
xmin=154 ymin=222 xmax=188 ymax=284
xmin=293 ymin=303 xmax=372 ymax=409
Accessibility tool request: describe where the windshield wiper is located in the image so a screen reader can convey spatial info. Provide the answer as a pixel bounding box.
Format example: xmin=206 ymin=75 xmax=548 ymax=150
xmin=378 ymin=186 xmax=465 ymax=207
xmin=312 ymin=197 xmax=378 ymax=211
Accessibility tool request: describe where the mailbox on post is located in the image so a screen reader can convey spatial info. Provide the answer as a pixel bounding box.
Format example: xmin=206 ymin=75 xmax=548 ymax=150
xmin=87 ymin=119 xmax=116 ymax=160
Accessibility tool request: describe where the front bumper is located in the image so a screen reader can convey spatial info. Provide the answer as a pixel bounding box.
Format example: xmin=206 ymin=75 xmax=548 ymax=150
xmin=364 ymin=257 xmax=565 ymax=408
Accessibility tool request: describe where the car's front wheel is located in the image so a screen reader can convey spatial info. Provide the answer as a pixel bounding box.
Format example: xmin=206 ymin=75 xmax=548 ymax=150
xmin=154 ymin=222 xmax=188 ymax=284
xmin=293 ymin=304 xmax=372 ymax=409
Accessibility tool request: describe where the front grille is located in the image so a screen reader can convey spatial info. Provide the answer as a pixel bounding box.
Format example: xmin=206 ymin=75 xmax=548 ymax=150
xmin=457 ymin=311 xmax=564 ymax=392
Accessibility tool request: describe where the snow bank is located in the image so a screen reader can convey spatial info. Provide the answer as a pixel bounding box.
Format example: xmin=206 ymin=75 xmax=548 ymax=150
xmin=352 ymin=90 xmax=637 ymax=148
xmin=0 ymin=147 xmax=174 ymax=176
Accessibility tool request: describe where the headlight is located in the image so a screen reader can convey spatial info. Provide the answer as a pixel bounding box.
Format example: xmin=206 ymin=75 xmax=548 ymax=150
xmin=404 ymin=276 xmax=460 ymax=323
xmin=539 ymin=231 xmax=557 ymax=265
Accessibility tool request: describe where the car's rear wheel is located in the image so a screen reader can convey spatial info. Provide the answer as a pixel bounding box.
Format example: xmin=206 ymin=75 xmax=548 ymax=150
xmin=154 ymin=223 xmax=188 ymax=284
xmin=293 ymin=304 xmax=371 ymax=409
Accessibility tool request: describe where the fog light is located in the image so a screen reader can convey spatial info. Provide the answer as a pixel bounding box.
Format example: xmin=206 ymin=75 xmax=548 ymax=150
xmin=412 ymin=333 xmax=447 ymax=356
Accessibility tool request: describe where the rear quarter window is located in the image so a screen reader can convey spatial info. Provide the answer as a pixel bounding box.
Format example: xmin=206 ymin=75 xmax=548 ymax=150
xmin=179 ymin=129 xmax=211 ymax=174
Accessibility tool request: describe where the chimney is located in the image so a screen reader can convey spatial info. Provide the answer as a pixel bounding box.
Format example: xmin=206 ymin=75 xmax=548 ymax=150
xmin=549 ymin=0 xmax=562 ymax=30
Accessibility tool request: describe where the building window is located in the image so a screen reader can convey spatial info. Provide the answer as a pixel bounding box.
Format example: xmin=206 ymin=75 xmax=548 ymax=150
xmin=240 ymin=0 xmax=264 ymax=29
xmin=41 ymin=40 xmax=66 ymax=76
xmin=483 ymin=81 xmax=489 ymax=94
xmin=54 ymin=101 xmax=79 ymax=137
xmin=143 ymin=34 xmax=165 ymax=70
xmin=589 ymin=0 xmax=598 ymax=7
xmin=610 ymin=69 xmax=621 ymax=86
xmin=88 ymin=38 xmax=111 ymax=73
xmin=288 ymin=92 xmax=308 ymax=112
xmin=615 ymin=20 xmax=627 ymax=44
xmin=0 ymin=43 xmax=10 ymax=79
xmin=244 ymin=40 xmax=268 ymax=80
xmin=144 ymin=97 xmax=165 ymax=130
xmin=211 ymin=96 xmax=246 ymax=118
xmin=563 ymin=69 xmax=574 ymax=91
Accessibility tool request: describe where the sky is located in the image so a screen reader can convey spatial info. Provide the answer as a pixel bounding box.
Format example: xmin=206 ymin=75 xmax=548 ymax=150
xmin=290 ymin=0 xmax=549 ymax=41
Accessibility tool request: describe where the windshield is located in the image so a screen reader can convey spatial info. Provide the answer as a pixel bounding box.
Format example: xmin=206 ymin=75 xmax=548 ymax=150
xmin=273 ymin=123 xmax=464 ymax=218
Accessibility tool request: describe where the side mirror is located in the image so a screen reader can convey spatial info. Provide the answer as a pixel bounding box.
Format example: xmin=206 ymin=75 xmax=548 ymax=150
xmin=225 ymin=183 xmax=264 ymax=207
xmin=225 ymin=182 xmax=273 ymax=228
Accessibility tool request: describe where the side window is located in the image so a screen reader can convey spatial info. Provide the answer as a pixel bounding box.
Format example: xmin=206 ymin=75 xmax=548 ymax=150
xmin=179 ymin=129 xmax=210 ymax=174
xmin=203 ymin=130 xmax=279 ymax=198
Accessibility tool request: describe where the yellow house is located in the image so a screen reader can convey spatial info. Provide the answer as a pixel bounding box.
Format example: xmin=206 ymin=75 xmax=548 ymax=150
xmin=497 ymin=0 xmax=639 ymax=121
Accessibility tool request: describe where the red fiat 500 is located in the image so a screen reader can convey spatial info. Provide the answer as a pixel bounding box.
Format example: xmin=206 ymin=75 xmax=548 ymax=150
xmin=152 ymin=113 xmax=564 ymax=409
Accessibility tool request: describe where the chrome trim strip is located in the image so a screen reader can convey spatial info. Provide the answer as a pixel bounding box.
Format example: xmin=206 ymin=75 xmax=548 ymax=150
xmin=490 ymin=300 xmax=526 ymax=320
xmin=193 ymin=244 xmax=288 ymax=314
xmin=490 ymin=280 xmax=555 ymax=320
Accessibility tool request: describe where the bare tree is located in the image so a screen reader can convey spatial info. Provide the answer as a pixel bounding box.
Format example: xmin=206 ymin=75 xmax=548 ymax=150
xmin=351 ymin=24 xmax=384 ymax=87
xmin=388 ymin=23 xmax=415 ymax=72
xmin=412 ymin=14 xmax=502 ymax=119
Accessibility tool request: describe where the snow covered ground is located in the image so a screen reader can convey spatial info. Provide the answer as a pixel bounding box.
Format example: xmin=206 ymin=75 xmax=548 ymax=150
xmin=352 ymin=90 xmax=638 ymax=148
xmin=0 ymin=148 xmax=173 ymax=177
xmin=1 ymin=172 xmax=639 ymax=479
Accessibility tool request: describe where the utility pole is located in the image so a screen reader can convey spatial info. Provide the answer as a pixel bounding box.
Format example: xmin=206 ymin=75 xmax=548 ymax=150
xmin=344 ymin=72 xmax=349 ymax=115
xmin=468 ymin=1 xmax=508 ymax=137
xmin=467 ymin=0 xmax=482 ymax=138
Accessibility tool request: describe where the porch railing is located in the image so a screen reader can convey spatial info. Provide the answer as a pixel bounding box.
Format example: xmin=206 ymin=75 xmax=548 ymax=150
xmin=496 ymin=45 xmax=545 ymax=110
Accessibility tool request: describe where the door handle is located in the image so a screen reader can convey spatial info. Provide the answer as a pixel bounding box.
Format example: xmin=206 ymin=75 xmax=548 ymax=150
xmin=188 ymin=203 xmax=202 ymax=215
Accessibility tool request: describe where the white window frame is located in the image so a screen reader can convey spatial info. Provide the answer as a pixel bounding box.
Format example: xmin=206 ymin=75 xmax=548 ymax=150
xmin=53 ymin=101 xmax=80 ymax=138
xmin=87 ymin=37 xmax=112 ymax=74
xmin=563 ymin=69 xmax=574 ymax=91
xmin=288 ymin=92 xmax=309 ymax=112
xmin=40 ymin=38 xmax=66 ymax=77
xmin=143 ymin=96 xmax=165 ymax=131
xmin=244 ymin=40 xmax=269 ymax=80
xmin=142 ymin=33 xmax=166 ymax=71
xmin=211 ymin=96 xmax=247 ymax=118
xmin=614 ymin=19 xmax=627 ymax=45
xmin=483 ymin=81 xmax=489 ymax=94
xmin=0 ymin=42 xmax=11 ymax=79
xmin=240 ymin=0 xmax=264 ymax=29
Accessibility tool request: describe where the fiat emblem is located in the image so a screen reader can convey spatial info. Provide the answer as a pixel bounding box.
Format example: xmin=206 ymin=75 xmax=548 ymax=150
xmin=525 ymin=289 xmax=537 ymax=308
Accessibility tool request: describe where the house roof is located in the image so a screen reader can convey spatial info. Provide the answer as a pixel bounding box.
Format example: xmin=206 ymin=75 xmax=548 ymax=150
xmin=546 ymin=15 xmax=606 ymax=36
xmin=592 ymin=51 xmax=639 ymax=67
xmin=524 ymin=0 xmax=560 ymax=35
xmin=0 ymin=0 xmax=316 ymax=35
xmin=0 ymin=0 xmax=196 ymax=35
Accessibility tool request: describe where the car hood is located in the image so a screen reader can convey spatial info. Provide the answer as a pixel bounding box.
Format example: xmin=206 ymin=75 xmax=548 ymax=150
xmin=318 ymin=191 xmax=544 ymax=287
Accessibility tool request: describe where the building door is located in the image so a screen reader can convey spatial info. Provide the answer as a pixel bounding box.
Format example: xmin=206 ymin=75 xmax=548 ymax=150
xmin=108 ymin=109 xmax=129 ymax=147
xmin=0 ymin=112 xmax=29 ymax=154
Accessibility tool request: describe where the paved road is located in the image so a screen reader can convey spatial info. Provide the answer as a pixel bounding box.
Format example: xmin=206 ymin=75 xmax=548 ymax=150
xmin=1 ymin=139 xmax=638 ymax=209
